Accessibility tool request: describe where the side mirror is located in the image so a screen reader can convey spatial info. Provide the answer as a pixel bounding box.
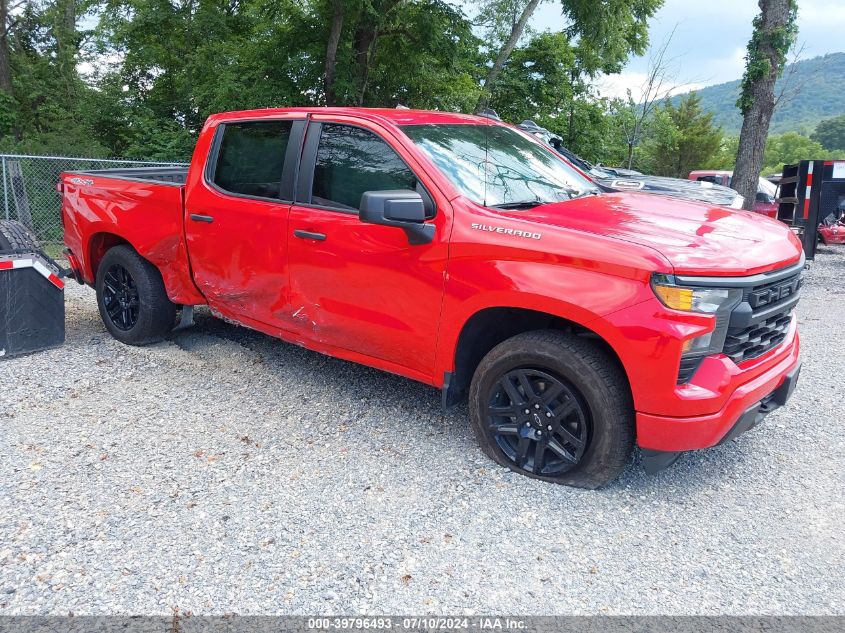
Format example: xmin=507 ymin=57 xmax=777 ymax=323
xmin=755 ymin=192 xmax=774 ymax=204
xmin=359 ymin=190 xmax=434 ymax=244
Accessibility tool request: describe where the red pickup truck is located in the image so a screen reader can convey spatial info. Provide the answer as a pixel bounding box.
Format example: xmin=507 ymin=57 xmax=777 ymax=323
xmin=60 ymin=108 xmax=804 ymax=488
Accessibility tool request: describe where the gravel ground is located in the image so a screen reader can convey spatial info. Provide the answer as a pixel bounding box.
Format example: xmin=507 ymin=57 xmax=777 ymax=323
xmin=1 ymin=248 xmax=843 ymax=616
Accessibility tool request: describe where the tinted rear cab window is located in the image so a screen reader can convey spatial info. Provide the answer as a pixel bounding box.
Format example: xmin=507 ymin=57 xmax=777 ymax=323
xmin=213 ymin=121 xmax=292 ymax=199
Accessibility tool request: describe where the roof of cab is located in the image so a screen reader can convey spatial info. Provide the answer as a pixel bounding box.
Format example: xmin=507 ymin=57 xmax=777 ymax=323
xmin=206 ymin=107 xmax=492 ymax=127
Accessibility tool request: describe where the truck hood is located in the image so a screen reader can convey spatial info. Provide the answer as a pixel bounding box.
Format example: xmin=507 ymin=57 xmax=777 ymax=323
xmin=500 ymin=192 xmax=804 ymax=276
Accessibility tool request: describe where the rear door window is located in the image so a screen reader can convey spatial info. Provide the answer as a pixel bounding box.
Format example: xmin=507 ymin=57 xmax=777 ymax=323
xmin=311 ymin=124 xmax=417 ymax=210
xmin=213 ymin=121 xmax=293 ymax=199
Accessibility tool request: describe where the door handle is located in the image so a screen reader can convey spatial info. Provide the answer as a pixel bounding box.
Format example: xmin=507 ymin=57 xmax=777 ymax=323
xmin=190 ymin=214 xmax=214 ymax=223
xmin=294 ymin=230 xmax=326 ymax=241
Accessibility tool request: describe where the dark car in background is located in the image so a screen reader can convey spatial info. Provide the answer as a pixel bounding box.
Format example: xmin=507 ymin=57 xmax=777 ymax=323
xmin=518 ymin=121 xmax=745 ymax=210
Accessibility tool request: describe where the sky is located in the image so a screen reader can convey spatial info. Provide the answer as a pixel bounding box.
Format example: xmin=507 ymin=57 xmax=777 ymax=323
xmin=530 ymin=0 xmax=845 ymax=100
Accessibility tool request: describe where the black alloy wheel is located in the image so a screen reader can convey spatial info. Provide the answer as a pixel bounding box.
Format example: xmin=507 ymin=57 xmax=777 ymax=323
xmin=101 ymin=263 xmax=140 ymax=331
xmin=485 ymin=368 xmax=590 ymax=477
xmin=95 ymin=245 xmax=176 ymax=345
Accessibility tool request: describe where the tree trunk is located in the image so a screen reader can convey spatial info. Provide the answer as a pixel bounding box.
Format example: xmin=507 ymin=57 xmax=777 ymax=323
xmin=351 ymin=21 xmax=377 ymax=106
xmin=565 ymin=69 xmax=576 ymax=145
xmin=53 ymin=0 xmax=79 ymax=101
xmin=324 ymin=0 xmax=344 ymax=106
xmin=626 ymin=143 xmax=634 ymax=170
xmin=733 ymin=0 xmax=793 ymax=210
xmin=184 ymin=0 xmax=193 ymax=119
xmin=475 ymin=0 xmax=541 ymax=114
xmin=350 ymin=0 xmax=404 ymax=106
xmin=0 ymin=0 xmax=13 ymax=93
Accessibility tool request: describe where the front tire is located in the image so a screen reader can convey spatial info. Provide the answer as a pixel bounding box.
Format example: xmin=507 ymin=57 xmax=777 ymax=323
xmin=469 ymin=330 xmax=634 ymax=489
xmin=95 ymin=245 xmax=176 ymax=345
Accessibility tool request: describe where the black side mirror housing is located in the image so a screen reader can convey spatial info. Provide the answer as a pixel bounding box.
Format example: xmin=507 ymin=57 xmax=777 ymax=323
xmin=755 ymin=191 xmax=773 ymax=203
xmin=359 ymin=190 xmax=434 ymax=244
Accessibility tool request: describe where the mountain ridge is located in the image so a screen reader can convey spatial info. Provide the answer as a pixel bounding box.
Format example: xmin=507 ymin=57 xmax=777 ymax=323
xmin=670 ymin=52 xmax=845 ymax=136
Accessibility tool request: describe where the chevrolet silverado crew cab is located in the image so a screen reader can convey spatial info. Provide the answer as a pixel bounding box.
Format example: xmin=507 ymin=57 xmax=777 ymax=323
xmin=60 ymin=108 xmax=804 ymax=488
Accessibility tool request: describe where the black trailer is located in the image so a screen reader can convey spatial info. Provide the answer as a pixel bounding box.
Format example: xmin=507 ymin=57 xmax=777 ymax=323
xmin=0 ymin=220 xmax=66 ymax=358
xmin=777 ymin=159 xmax=845 ymax=260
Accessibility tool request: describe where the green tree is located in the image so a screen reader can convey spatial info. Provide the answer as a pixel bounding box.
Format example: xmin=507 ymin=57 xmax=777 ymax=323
xmin=489 ymin=33 xmax=626 ymax=155
xmin=640 ymin=93 xmax=723 ymax=178
xmin=708 ymin=136 xmax=740 ymax=171
xmin=632 ymin=106 xmax=675 ymax=175
xmin=762 ymin=132 xmax=845 ymax=174
xmin=0 ymin=0 xmax=111 ymax=155
xmin=811 ymin=114 xmax=845 ymax=152
xmin=489 ymin=33 xmax=577 ymax=123
xmin=474 ymin=0 xmax=663 ymax=112
xmin=0 ymin=0 xmax=674 ymax=166
xmin=348 ymin=0 xmax=483 ymax=109
xmin=0 ymin=0 xmax=13 ymax=95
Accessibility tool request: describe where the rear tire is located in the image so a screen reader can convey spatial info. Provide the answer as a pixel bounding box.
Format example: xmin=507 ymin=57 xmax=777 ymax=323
xmin=95 ymin=245 xmax=176 ymax=345
xmin=469 ymin=330 xmax=634 ymax=489
xmin=0 ymin=220 xmax=40 ymax=253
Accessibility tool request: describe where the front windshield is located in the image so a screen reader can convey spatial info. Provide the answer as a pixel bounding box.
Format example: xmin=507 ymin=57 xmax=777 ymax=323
xmin=401 ymin=123 xmax=600 ymax=207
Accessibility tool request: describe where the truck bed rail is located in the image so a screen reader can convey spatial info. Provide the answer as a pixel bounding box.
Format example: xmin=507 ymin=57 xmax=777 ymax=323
xmin=66 ymin=166 xmax=188 ymax=186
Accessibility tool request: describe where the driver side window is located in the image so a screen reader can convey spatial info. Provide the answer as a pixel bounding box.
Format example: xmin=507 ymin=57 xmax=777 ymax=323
xmin=312 ymin=124 xmax=418 ymax=211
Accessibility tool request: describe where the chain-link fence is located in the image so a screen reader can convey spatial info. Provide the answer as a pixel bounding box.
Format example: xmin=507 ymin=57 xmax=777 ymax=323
xmin=0 ymin=154 xmax=188 ymax=253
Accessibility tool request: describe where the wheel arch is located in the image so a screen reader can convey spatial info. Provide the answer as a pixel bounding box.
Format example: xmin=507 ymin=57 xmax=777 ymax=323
xmin=87 ymin=231 xmax=133 ymax=282
xmin=443 ymin=305 xmax=631 ymax=407
xmin=84 ymin=231 xmax=205 ymax=306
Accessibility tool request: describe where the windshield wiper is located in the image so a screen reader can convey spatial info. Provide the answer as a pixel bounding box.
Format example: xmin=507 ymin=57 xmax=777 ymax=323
xmin=569 ymin=189 xmax=602 ymax=199
xmin=490 ymin=200 xmax=544 ymax=210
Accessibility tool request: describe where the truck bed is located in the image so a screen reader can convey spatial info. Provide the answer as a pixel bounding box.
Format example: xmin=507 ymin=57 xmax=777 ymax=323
xmin=60 ymin=164 xmax=205 ymax=306
xmin=67 ymin=166 xmax=189 ymax=186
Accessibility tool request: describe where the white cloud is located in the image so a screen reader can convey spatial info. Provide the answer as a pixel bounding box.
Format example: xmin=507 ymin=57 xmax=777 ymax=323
xmin=799 ymin=2 xmax=845 ymax=28
xmin=701 ymin=47 xmax=748 ymax=86
xmin=531 ymin=0 xmax=845 ymax=95
xmin=593 ymin=73 xmax=703 ymax=101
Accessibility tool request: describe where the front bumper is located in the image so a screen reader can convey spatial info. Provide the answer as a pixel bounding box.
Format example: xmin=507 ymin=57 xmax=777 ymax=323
xmin=636 ymin=329 xmax=801 ymax=461
xmin=641 ymin=361 xmax=801 ymax=473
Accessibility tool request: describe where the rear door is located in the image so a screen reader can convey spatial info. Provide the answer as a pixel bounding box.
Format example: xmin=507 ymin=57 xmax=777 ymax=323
xmin=184 ymin=116 xmax=305 ymax=327
xmin=285 ymin=117 xmax=450 ymax=380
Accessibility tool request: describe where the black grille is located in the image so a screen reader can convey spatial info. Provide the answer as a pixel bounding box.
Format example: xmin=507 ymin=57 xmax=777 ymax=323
xmin=724 ymin=311 xmax=793 ymax=363
xmin=723 ymin=270 xmax=801 ymax=364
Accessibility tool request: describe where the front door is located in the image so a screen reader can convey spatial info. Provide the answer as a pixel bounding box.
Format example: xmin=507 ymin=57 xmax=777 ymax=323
xmin=184 ymin=116 xmax=304 ymax=327
xmin=286 ymin=119 xmax=450 ymax=380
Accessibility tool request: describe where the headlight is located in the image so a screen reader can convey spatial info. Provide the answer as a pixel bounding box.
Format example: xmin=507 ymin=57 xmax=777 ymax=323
xmin=651 ymin=274 xmax=743 ymax=383
xmin=651 ymin=275 xmax=741 ymax=314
